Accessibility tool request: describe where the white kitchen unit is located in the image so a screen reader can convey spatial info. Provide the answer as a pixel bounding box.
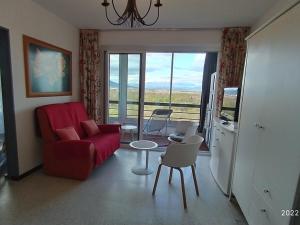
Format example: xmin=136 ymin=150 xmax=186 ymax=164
xmin=210 ymin=118 xmax=237 ymax=195
xmin=232 ymin=3 xmax=300 ymax=225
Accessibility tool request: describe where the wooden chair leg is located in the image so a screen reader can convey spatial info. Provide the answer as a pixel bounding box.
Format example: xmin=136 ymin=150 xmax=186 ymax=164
xmin=177 ymin=168 xmax=187 ymax=209
xmin=152 ymin=164 xmax=162 ymax=195
xmin=191 ymin=165 xmax=199 ymax=196
xmin=169 ymin=168 xmax=173 ymax=184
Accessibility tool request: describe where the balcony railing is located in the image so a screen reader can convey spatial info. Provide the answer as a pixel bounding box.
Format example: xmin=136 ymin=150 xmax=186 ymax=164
xmin=109 ymin=100 xmax=200 ymax=122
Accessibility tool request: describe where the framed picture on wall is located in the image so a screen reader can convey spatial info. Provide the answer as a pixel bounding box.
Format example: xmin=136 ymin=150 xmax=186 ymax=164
xmin=23 ymin=35 xmax=72 ymax=97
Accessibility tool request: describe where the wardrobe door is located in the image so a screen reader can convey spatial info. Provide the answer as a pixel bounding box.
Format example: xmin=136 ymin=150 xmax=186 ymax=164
xmin=232 ymin=37 xmax=268 ymax=214
xmin=251 ymin=4 xmax=300 ymax=225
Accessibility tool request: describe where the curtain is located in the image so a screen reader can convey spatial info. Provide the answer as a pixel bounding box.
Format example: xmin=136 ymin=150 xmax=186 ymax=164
xmin=198 ymin=52 xmax=218 ymax=133
xmin=79 ymin=30 xmax=102 ymax=123
xmin=216 ymin=27 xmax=250 ymax=115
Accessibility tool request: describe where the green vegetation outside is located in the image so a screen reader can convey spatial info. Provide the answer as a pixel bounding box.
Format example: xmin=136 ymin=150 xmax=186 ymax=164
xmin=109 ymin=88 xmax=237 ymax=123
xmin=109 ymin=88 xmax=201 ymax=121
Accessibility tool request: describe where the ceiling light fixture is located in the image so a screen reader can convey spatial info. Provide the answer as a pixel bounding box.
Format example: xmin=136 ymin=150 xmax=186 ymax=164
xmin=101 ymin=0 xmax=162 ymax=28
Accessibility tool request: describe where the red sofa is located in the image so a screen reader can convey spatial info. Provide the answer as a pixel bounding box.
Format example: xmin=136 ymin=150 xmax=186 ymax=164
xmin=36 ymin=102 xmax=121 ymax=180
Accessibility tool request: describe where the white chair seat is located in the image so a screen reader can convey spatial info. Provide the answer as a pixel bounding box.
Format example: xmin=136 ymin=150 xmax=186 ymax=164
xmin=168 ymin=121 xmax=198 ymax=143
xmin=169 ymin=133 xmax=184 ymax=142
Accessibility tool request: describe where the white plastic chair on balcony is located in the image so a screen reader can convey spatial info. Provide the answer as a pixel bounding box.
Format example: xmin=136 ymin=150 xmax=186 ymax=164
xmin=168 ymin=121 xmax=198 ymax=143
xmin=152 ymin=135 xmax=204 ymax=209
xmin=143 ymin=109 xmax=173 ymax=135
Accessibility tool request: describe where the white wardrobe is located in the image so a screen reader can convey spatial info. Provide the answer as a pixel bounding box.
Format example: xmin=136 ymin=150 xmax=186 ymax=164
xmin=232 ymin=3 xmax=300 ymax=225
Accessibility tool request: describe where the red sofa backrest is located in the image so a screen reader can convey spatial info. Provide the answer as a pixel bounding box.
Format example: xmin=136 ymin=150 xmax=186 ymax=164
xmin=36 ymin=102 xmax=89 ymax=142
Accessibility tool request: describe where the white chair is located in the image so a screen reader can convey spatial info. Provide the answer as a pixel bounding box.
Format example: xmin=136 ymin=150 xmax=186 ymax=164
xmin=168 ymin=121 xmax=198 ymax=143
xmin=152 ymin=135 xmax=204 ymax=209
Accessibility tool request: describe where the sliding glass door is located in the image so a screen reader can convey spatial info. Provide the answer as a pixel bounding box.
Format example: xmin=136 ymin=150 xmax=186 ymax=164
xmin=107 ymin=53 xmax=141 ymax=143
xmin=142 ymin=53 xmax=205 ymax=146
xmin=107 ymin=51 xmax=206 ymax=146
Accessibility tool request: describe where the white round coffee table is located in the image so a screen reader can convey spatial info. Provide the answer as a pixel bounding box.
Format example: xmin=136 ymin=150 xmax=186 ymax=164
xmin=129 ymin=140 xmax=158 ymax=175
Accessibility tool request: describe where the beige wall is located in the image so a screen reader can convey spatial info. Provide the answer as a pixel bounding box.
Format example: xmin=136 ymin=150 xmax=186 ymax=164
xmin=99 ymin=30 xmax=222 ymax=52
xmin=252 ymin=0 xmax=300 ymax=31
xmin=0 ymin=0 xmax=79 ymax=174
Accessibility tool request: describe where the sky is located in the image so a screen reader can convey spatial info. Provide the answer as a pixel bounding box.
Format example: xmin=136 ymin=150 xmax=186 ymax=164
xmin=109 ymin=52 xmax=206 ymax=92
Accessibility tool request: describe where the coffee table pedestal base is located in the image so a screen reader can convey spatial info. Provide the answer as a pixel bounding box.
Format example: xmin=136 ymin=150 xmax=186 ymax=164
xmin=131 ymin=167 xmax=153 ymax=175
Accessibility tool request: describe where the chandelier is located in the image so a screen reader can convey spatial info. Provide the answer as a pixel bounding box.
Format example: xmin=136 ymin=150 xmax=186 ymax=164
xmin=101 ymin=0 xmax=163 ymax=27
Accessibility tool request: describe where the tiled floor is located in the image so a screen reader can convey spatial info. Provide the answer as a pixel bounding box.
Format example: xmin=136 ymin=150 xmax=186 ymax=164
xmin=0 ymin=149 xmax=247 ymax=225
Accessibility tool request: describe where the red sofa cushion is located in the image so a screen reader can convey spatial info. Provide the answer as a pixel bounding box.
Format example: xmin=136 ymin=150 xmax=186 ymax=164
xmin=56 ymin=127 xmax=80 ymax=141
xmin=84 ymin=133 xmax=120 ymax=164
xmin=81 ymin=120 xmax=100 ymax=137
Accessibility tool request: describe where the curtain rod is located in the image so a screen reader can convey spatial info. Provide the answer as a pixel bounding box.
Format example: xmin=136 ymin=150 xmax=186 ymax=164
xmin=96 ymin=28 xmax=223 ymax=32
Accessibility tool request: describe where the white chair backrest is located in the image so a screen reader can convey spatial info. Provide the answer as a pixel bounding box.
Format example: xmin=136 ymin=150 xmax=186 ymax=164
xmin=162 ymin=135 xmax=204 ymax=168
xmin=175 ymin=121 xmax=193 ymax=134
xmin=185 ymin=135 xmax=203 ymax=144
xmin=182 ymin=124 xmax=198 ymax=142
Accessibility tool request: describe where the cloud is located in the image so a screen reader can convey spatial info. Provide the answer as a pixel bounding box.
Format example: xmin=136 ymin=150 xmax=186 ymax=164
xmin=109 ymin=53 xmax=206 ymax=91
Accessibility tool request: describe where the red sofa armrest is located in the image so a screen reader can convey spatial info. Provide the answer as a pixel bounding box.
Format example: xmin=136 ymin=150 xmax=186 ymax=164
xmin=98 ymin=124 xmax=121 ymax=133
xmin=44 ymin=140 xmax=95 ymax=180
xmin=51 ymin=140 xmax=95 ymax=161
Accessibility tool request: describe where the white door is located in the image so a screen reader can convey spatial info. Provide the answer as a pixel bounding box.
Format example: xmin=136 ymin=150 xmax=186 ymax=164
xmin=107 ymin=53 xmax=143 ymax=143
xmin=232 ymin=36 xmax=270 ymax=213
xmin=250 ymin=4 xmax=300 ymax=225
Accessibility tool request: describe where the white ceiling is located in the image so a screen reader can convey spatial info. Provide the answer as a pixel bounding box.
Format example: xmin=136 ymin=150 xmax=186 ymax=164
xmin=32 ymin=0 xmax=278 ymax=29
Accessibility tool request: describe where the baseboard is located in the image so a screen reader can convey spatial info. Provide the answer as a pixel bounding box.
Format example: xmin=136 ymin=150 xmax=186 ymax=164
xmin=8 ymin=164 xmax=43 ymax=180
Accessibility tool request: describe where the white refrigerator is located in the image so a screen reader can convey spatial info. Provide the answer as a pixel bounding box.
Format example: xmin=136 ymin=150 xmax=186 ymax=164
xmin=204 ymin=72 xmax=217 ymax=147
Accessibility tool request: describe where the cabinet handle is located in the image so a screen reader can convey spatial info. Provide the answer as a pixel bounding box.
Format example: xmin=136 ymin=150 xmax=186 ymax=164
xmin=254 ymin=123 xmax=265 ymax=130
xmin=263 ymin=189 xmax=269 ymax=193
xmin=260 ymin=209 xmax=267 ymax=213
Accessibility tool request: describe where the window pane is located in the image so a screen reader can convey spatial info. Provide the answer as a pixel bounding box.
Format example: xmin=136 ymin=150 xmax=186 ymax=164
xmin=171 ymin=53 xmax=206 ymax=121
xmin=145 ymin=53 xmax=172 ymax=103
xmin=109 ymin=54 xmax=119 ymax=101
xmin=109 ymin=54 xmax=119 ymax=121
xmin=127 ymin=54 xmax=140 ymax=118
xmin=108 ymin=53 xmax=140 ymax=143
xmin=145 ymin=53 xmax=172 ymax=119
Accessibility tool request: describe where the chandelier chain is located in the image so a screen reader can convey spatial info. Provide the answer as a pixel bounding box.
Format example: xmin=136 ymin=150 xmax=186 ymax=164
xmin=101 ymin=0 xmax=162 ymax=27
xmin=141 ymin=0 xmax=153 ymax=19
xmin=111 ymin=0 xmax=122 ymax=18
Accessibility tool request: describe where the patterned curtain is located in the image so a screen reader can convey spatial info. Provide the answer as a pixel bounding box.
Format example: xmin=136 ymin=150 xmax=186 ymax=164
xmin=216 ymin=27 xmax=250 ymax=115
xmin=79 ymin=30 xmax=102 ymax=123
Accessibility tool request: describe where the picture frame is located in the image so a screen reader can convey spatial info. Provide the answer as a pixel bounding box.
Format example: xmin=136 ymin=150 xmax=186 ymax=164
xmin=23 ymin=35 xmax=72 ymax=97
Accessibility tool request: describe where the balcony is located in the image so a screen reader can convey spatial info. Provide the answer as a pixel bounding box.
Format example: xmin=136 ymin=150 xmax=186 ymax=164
xmin=108 ymin=100 xmax=202 ymax=147
xmin=107 ymin=52 xmax=208 ymax=150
